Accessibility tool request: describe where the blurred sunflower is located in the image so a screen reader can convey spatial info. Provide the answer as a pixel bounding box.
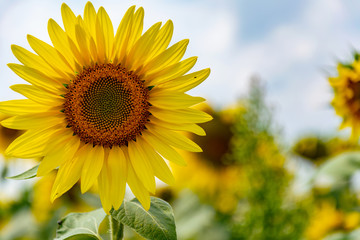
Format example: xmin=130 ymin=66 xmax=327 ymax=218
xmin=0 ymin=114 xmax=22 ymax=157
xmin=330 ymin=55 xmax=360 ymax=140
xmin=172 ymin=104 xmax=245 ymax=213
xmin=306 ymin=200 xmax=360 ymax=240
xmin=0 ymin=2 xmax=211 ymax=212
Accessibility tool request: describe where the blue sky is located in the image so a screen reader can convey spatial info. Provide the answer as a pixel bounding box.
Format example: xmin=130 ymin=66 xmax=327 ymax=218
xmin=1 ymin=0 xmax=360 ymax=142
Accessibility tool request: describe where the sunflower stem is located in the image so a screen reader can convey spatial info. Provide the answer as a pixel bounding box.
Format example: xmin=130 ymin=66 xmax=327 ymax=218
xmin=109 ymin=215 xmax=124 ymax=240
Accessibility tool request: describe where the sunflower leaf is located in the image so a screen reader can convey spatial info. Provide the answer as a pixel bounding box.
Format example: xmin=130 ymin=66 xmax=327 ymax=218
xmin=111 ymin=197 xmax=177 ymax=240
xmin=6 ymin=164 xmax=39 ymax=180
xmin=55 ymin=208 xmax=106 ymax=240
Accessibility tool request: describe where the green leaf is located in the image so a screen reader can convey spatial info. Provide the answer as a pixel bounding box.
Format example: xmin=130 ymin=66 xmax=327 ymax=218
xmin=55 ymin=208 xmax=106 ymax=240
xmin=111 ymin=197 xmax=177 ymax=240
xmin=315 ymin=151 xmax=360 ymax=189
xmin=6 ymin=164 xmax=39 ymax=180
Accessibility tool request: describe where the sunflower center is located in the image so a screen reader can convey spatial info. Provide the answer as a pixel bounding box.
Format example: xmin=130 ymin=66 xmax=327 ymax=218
xmin=347 ymin=80 xmax=360 ymax=117
xmin=64 ymin=63 xmax=150 ymax=147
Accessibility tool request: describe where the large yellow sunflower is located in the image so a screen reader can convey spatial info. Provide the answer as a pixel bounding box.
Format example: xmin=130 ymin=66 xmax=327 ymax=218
xmin=330 ymin=57 xmax=360 ymax=140
xmin=0 ymin=2 xmax=211 ymax=212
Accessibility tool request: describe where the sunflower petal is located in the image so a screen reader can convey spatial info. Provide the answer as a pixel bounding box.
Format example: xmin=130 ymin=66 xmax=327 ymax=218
xmin=141 ymin=39 xmax=189 ymax=76
xmin=146 ymin=56 xmax=197 ymax=86
xmin=150 ymin=107 xmax=213 ymax=124
xmin=51 ymin=145 xmax=87 ymax=202
xmin=126 ymin=159 xmax=151 ymax=211
xmin=107 ymin=146 xmax=127 ymax=210
xmin=148 ymin=124 xmax=202 ymax=152
xmin=84 ymin=1 xmax=97 ymax=38
xmin=10 ymin=84 xmax=64 ymax=106
xmin=128 ymin=141 xmax=156 ymax=193
xmin=81 ymin=145 xmax=104 ymax=193
xmin=146 ymin=20 xmax=173 ymax=62
xmin=98 ymin=159 xmax=112 ymax=213
xmin=0 ymin=99 xmax=53 ymax=115
xmin=137 ymin=137 xmax=175 ymax=185
xmin=1 ymin=112 xmax=63 ymax=130
xmin=61 ymin=3 xmax=77 ymax=42
xmin=11 ymin=45 xmax=61 ymax=79
xmin=37 ymin=135 xmax=80 ymax=176
xmin=96 ymin=7 xmax=114 ymax=61
xmin=158 ymin=68 xmax=211 ymax=92
xmin=149 ymin=89 xmax=205 ymax=109
xmin=142 ymin=131 xmax=186 ymax=166
xmin=125 ymin=7 xmax=144 ymax=55
xmin=5 ymin=126 xmax=59 ymax=158
xmin=149 ymin=116 xmax=206 ymax=136
xmin=8 ymin=64 xmax=65 ymax=93
xmin=126 ymin=22 xmax=161 ymax=71
xmin=27 ymin=35 xmax=74 ymax=78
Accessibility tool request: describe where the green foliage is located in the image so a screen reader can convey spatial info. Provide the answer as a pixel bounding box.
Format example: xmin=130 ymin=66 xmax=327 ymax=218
xmin=53 ymin=197 xmax=176 ymax=240
xmin=55 ymin=208 xmax=106 ymax=240
xmin=111 ymin=197 xmax=177 ymax=240
xmin=6 ymin=164 xmax=39 ymax=180
xmin=229 ymin=78 xmax=310 ymax=240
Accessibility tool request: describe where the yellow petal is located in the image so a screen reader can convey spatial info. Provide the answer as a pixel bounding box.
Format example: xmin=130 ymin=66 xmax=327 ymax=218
xmin=37 ymin=134 xmax=80 ymax=176
xmin=48 ymin=19 xmax=78 ymax=70
xmin=5 ymin=126 xmax=60 ymax=158
xmin=61 ymin=3 xmax=77 ymax=42
xmin=96 ymin=7 xmax=114 ymax=61
xmin=84 ymin=1 xmax=97 ymax=39
xmin=150 ymin=107 xmax=213 ymax=124
xmin=141 ymin=131 xmax=186 ymax=166
xmin=75 ymin=21 xmax=92 ymax=66
xmin=126 ymin=22 xmax=161 ymax=71
xmin=125 ymin=7 xmax=144 ymax=55
xmin=0 ymin=99 xmax=53 ymax=115
xmin=10 ymin=84 xmax=64 ymax=106
xmin=146 ymin=20 xmax=173 ymax=62
xmin=1 ymin=112 xmax=64 ymax=130
xmin=27 ymin=35 xmax=74 ymax=79
xmin=147 ymin=124 xmax=202 ymax=152
xmin=112 ymin=6 xmax=135 ymax=63
xmin=149 ymin=116 xmax=206 ymax=136
xmin=137 ymin=137 xmax=175 ymax=185
xmin=128 ymin=141 xmax=156 ymax=193
xmin=126 ymin=159 xmax=151 ymax=211
xmin=146 ymin=56 xmax=197 ymax=86
xmin=81 ymin=145 xmax=105 ymax=193
xmin=11 ymin=45 xmax=61 ymax=79
xmin=51 ymin=145 xmax=86 ymax=202
xmin=8 ymin=64 xmax=65 ymax=93
xmin=159 ymin=68 xmax=211 ymax=92
xmin=141 ymin=39 xmax=189 ymax=76
xmin=149 ymin=89 xmax=205 ymax=109
xmin=98 ymin=159 xmax=112 ymax=213
xmin=107 ymin=146 xmax=127 ymax=210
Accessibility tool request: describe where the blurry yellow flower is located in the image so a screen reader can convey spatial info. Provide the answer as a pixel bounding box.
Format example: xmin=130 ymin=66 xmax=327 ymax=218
xmin=172 ymin=104 xmax=245 ymax=213
xmin=330 ymin=58 xmax=360 ymax=140
xmin=0 ymin=114 xmax=21 ymax=156
xmin=343 ymin=211 xmax=360 ymax=230
xmin=0 ymin=2 xmax=211 ymax=212
xmin=306 ymin=201 xmax=343 ymax=240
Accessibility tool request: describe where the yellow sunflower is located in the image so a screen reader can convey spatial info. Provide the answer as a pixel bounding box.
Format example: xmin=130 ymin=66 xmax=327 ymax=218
xmin=0 ymin=2 xmax=211 ymax=212
xmin=330 ymin=57 xmax=360 ymax=140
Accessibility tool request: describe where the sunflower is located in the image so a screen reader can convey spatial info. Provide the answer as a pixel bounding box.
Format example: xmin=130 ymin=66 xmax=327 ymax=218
xmin=330 ymin=56 xmax=360 ymax=140
xmin=0 ymin=2 xmax=211 ymax=212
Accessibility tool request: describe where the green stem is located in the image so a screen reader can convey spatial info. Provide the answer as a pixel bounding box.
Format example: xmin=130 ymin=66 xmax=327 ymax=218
xmin=109 ymin=215 xmax=124 ymax=240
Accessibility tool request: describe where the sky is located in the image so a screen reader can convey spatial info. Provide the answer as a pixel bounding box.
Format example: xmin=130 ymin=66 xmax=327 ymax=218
xmin=1 ymin=0 xmax=360 ymax=142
